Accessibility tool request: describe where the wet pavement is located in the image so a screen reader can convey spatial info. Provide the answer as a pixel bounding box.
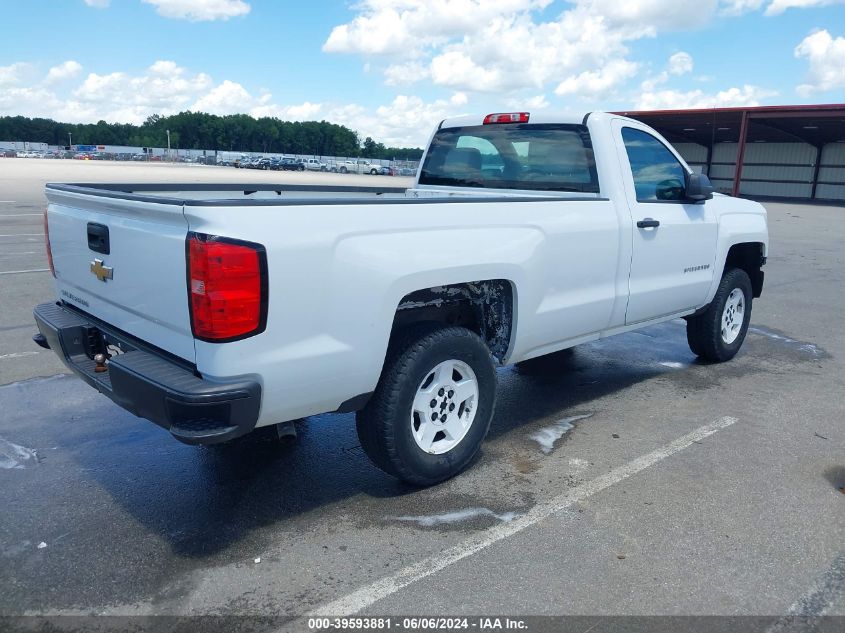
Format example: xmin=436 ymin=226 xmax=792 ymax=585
xmin=0 ymin=184 xmax=843 ymax=620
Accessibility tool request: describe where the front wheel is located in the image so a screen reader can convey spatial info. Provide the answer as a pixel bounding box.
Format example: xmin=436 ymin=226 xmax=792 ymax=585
xmin=356 ymin=325 xmax=497 ymax=486
xmin=339 ymin=166 xmax=347 ymax=174
xmin=686 ymin=267 xmax=753 ymax=362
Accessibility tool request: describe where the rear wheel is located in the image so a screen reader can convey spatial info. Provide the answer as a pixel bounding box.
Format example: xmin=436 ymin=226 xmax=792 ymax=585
xmin=686 ymin=267 xmax=752 ymax=362
xmin=356 ymin=325 xmax=496 ymax=486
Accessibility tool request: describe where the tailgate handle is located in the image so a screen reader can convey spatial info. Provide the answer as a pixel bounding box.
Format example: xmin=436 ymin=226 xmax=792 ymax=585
xmin=87 ymin=223 xmax=110 ymax=254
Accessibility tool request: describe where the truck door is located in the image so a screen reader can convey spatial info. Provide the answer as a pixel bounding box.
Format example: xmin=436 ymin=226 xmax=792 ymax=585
xmin=612 ymin=121 xmax=718 ymax=324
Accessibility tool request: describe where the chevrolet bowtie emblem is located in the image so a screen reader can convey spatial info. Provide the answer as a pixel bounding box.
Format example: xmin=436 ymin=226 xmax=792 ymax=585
xmin=90 ymin=258 xmax=113 ymax=282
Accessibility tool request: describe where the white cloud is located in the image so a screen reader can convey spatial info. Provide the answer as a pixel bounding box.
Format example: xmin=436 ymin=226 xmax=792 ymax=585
xmin=718 ymin=0 xmax=843 ymax=14
xmin=766 ymin=0 xmax=845 ymax=15
xmin=579 ymin=0 xmax=718 ymax=33
xmin=191 ymin=80 xmax=252 ymax=113
xmin=668 ymin=52 xmax=693 ymax=75
xmin=141 ymin=0 xmax=250 ymax=21
xmin=636 ymin=84 xmax=778 ymax=109
xmin=794 ymin=29 xmax=845 ymax=95
xmin=324 ymin=0 xmax=845 ymax=102
xmin=83 ymin=0 xmax=110 ymax=7
xmin=367 ymin=94 xmax=463 ymax=146
xmin=322 ymin=0 xmax=740 ymax=102
xmin=0 ymin=62 xmax=32 ymax=88
xmin=450 ymin=92 xmax=469 ymax=106
xmin=323 ymin=0 xmax=553 ymax=56
xmin=45 ymin=61 xmax=83 ymax=84
xmin=71 ymin=61 xmax=213 ymax=122
xmin=555 ymin=59 xmax=640 ymax=100
xmin=505 ymin=94 xmax=550 ymax=109
xmin=640 ymin=52 xmax=694 ymax=91
xmin=719 ymin=0 xmax=765 ymax=14
xmin=323 ymin=0 xmax=670 ymax=96
xmin=384 ymin=61 xmax=430 ymax=86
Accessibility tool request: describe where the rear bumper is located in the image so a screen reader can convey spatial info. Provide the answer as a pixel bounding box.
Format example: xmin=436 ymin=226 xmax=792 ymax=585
xmin=33 ymin=302 xmax=261 ymax=445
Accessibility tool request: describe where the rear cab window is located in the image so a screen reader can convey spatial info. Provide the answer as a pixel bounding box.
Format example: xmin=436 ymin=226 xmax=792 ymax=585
xmin=419 ymin=124 xmax=599 ymax=194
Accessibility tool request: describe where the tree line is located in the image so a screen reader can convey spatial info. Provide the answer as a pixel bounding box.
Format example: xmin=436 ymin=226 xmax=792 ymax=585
xmin=0 ymin=111 xmax=424 ymax=160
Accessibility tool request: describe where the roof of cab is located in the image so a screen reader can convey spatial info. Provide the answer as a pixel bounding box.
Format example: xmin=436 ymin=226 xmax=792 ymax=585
xmin=438 ymin=111 xmax=614 ymax=129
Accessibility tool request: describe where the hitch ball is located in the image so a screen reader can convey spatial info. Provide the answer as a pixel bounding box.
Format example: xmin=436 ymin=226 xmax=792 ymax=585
xmin=93 ymin=353 xmax=108 ymax=373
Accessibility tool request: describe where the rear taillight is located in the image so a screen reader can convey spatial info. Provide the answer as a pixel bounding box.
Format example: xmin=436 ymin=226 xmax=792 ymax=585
xmin=187 ymin=233 xmax=267 ymax=342
xmin=43 ymin=209 xmax=55 ymax=277
xmin=483 ymin=112 xmax=530 ymax=124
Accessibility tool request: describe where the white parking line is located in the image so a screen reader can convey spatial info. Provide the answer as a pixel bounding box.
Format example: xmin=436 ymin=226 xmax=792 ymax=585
xmin=308 ymin=416 xmax=738 ymax=617
xmin=0 ymin=213 xmax=42 ymax=217
xmin=0 ymin=233 xmax=43 ymax=237
xmin=0 ymin=352 xmax=39 ymax=361
xmin=765 ymin=552 xmax=845 ymax=631
xmin=0 ymin=268 xmax=50 ymax=275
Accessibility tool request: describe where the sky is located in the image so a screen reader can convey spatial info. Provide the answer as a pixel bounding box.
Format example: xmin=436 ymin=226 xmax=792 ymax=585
xmin=1 ymin=0 xmax=844 ymax=147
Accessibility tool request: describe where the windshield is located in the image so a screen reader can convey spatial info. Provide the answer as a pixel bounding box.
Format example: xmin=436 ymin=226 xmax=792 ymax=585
xmin=419 ymin=123 xmax=599 ymax=193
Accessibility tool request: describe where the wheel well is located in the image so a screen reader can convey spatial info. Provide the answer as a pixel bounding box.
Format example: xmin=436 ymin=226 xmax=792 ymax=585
xmin=725 ymin=242 xmax=765 ymax=298
xmin=391 ymin=280 xmax=514 ymax=363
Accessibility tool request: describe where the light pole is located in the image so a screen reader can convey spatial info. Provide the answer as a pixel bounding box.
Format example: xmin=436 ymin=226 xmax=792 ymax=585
xmin=166 ymin=129 xmax=171 ymax=162
xmin=68 ymin=132 xmax=72 ymax=149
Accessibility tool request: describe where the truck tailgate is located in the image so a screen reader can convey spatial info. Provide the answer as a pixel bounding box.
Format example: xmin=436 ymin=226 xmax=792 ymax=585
xmin=45 ymin=188 xmax=195 ymax=362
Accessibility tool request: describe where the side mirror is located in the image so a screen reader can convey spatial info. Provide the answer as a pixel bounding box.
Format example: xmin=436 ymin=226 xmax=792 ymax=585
xmin=685 ymin=172 xmax=714 ymax=201
xmin=655 ymin=178 xmax=685 ymax=201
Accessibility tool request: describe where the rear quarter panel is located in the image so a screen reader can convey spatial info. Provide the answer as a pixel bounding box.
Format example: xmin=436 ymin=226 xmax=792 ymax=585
xmin=185 ymin=197 xmax=622 ymax=425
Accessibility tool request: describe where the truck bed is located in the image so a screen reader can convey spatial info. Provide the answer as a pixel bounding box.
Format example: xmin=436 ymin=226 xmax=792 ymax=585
xmin=46 ymin=182 xmax=600 ymax=205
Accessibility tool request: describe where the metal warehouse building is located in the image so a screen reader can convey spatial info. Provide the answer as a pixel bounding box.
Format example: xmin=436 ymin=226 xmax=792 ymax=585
xmin=619 ymin=104 xmax=845 ymax=202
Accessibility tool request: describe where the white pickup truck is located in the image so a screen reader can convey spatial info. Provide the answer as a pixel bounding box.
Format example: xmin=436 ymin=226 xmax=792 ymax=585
xmin=299 ymin=158 xmax=328 ymax=172
xmin=33 ymin=111 xmax=768 ymax=485
xmin=337 ymin=159 xmax=382 ymax=175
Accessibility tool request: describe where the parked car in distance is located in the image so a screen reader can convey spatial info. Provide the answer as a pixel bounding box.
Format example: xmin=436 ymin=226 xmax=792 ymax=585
xmin=280 ymin=158 xmax=305 ymax=171
xmin=300 ymin=158 xmax=328 ymax=172
xmin=250 ymin=158 xmax=274 ymax=170
xmin=2 ymin=149 xmax=17 ymax=157
xmin=337 ymin=159 xmax=381 ymax=175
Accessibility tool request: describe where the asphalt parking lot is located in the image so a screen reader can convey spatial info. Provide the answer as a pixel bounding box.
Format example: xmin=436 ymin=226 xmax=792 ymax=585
xmin=0 ymin=160 xmax=843 ymax=625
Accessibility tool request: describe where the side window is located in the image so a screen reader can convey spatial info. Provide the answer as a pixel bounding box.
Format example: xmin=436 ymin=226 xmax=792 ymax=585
xmin=621 ymin=127 xmax=687 ymax=202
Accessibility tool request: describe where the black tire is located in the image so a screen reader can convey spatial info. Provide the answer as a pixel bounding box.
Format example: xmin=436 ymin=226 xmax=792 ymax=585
xmin=686 ymin=267 xmax=753 ymax=362
xmin=356 ymin=325 xmax=497 ymax=486
xmin=340 ymin=166 xmax=347 ymax=174
xmin=370 ymin=169 xmax=378 ymax=175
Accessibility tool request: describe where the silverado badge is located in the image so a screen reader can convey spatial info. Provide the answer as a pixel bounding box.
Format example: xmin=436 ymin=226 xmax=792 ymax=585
xmin=90 ymin=258 xmax=113 ymax=282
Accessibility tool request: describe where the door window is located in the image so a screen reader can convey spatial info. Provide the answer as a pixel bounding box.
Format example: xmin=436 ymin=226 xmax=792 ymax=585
xmin=621 ymin=127 xmax=687 ymax=202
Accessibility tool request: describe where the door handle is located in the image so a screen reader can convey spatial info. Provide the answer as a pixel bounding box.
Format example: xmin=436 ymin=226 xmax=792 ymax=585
xmin=637 ymin=218 xmax=660 ymax=229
